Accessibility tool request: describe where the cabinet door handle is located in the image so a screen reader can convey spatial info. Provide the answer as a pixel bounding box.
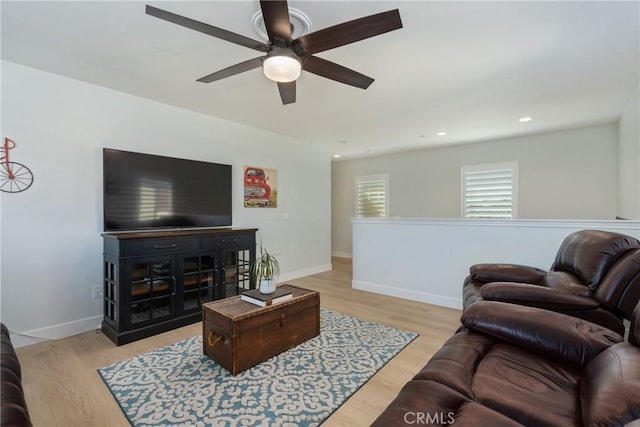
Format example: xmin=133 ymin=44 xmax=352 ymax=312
xmin=171 ymin=276 xmax=176 ymax=296
xmin=221 ymin=239 xmax=238 ymax=244
xmin=154 ymin=243 xmax=177 ymax=249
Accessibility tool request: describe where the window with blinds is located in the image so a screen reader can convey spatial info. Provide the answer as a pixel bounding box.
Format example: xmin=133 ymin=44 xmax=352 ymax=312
xmin=462 ymin=162 xmax=518 ymax=219
xmin=355 ymin=174 xmax=389 ymax=217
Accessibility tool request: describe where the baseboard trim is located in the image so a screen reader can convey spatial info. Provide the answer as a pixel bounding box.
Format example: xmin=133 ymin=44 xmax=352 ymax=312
xmin=352 ymin=280 xmax=463 ymax=310
xmin=9 ymin=264 xmax=333 ymax=348
xmin=280 ymin=264 xmax=333 ymax=282
xmin=10 ymin=315 xmax=102 ymax=349
xmin=331 ymin=251 xmax=352 ymax=259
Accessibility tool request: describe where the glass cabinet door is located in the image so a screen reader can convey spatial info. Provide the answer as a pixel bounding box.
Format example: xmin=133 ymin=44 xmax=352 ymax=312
xmin=127 ymin=257 xmax=175 ymax=327
xmin=180 ymin=254 xmax=217 ymax=314
xmin=221 ymin=249 xmax=252 ymax=298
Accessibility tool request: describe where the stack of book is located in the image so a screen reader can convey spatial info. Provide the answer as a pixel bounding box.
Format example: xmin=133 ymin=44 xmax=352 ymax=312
xmin=241 ymin=287 xmax=293 ymax=307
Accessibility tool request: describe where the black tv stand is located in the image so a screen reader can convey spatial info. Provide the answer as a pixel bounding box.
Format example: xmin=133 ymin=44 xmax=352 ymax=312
xmin=101 ymin=228 xmax=257 ymax=345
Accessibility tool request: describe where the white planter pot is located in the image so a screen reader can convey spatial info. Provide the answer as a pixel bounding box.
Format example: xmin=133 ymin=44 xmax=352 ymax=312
xmin=259 ymin=278 xmax=276 ymax=294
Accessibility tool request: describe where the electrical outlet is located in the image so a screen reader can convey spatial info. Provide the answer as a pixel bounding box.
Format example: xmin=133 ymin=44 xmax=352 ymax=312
xmin=384 ymin=264 xmax=391 ymax=275
xmin=93 ymin=285 xmax=102 ymax=299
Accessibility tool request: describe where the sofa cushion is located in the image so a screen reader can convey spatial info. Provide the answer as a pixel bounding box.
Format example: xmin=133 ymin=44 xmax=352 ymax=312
xmin=451 ymin=402 xmax=523 ymax=427
xmin=374 ymin=340 xmax=584 ymax=427
xmin=471 ymin=343 xmax=582 ymax=427
xmin=541 ymin=271 xmax=591 ymax=296
xmin=370 ymin=380 xmax=523 ymax=427
xmin=580 ymin=343 xmax=640 ymax=425
xmin=412 ymin=331 xmax=495 ymax=398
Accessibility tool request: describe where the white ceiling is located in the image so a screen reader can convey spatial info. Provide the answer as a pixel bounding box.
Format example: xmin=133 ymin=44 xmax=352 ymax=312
xmin=2 ymin=1 xmax=638 ymax=159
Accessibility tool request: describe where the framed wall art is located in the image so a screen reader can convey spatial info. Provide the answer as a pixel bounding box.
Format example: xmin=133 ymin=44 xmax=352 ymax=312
xmin=244 ymin=166 xmax=277 ymax=208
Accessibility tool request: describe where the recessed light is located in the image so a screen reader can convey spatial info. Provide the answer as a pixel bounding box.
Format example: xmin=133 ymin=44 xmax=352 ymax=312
xmin=519 ymin=116 xmax=533 ymax=122
xmin=436 ymin=131 xmax=447 ymax=136
xmin=333 ymin=154 xmax=341 ymax=158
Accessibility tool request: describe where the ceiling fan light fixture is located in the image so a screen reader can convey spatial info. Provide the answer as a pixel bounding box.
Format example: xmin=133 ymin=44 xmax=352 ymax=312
xmin=263 ymin=51 xmax=301 ymax=83
xmin=147 ymin=4 xmax=403 ymax=104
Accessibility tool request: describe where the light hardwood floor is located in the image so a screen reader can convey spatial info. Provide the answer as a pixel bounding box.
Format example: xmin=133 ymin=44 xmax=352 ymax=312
xmin=17 ymin=257 xmax=462 ymax=426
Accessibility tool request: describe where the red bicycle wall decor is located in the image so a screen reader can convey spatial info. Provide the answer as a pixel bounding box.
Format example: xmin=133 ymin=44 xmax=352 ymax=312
xmin=1 ymin=138 xmax=33 ymax=193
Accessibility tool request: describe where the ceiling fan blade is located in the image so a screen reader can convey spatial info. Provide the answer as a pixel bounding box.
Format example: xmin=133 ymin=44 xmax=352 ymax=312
xmin=260 ymin=1 xmax=291 ymax=45
xmin=293 ymin=9 xmax=402 ymax=56
xmin=146 ymin=5 xmax=269 ymax=52
xmin=303 ymin=56 xmax=374 ymax=89
xmin=277 ymin=81 xmax=296 ymax=105
xmin=196 ymin=57 xmax=264 ymax=83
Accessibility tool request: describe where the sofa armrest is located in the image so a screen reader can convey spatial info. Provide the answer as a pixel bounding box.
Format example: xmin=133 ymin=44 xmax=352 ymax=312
xmin=1 ymin=323 xmax=32 ymax=427
xmin=480 ymin=282 xmax=601 ymax=310
xmin=470 ymin=263 xmax=547 ymax=284
xmin=461 ymin=301 xmax=623 ymax=368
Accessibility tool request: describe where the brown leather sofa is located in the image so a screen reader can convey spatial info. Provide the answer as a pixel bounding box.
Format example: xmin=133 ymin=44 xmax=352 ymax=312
xmin=1 ymin=323 xmax=32 ymax=427
xmin=463 ymin=229 xmax=640 ymax=334
xmin=372 ymin=301 xmax=640 ymax=426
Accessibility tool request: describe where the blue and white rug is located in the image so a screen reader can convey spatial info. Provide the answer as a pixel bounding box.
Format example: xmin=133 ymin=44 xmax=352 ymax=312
xmin=98 ymin=309 xmax=417 ymax=426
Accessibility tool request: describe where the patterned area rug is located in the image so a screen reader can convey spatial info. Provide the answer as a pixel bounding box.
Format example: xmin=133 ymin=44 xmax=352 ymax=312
xmin=98 ymin=309 xmax=417 ymax=426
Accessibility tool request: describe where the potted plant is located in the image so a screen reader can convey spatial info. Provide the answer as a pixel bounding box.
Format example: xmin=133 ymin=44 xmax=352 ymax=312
xmin=250 ymin=243 xmax=280 ymax=294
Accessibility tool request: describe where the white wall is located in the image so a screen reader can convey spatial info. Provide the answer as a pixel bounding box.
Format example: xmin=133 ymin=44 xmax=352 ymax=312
xmin=352 ymin=218 xmax=640 ymax=310
xmin=0 ymin=61 xmax=331 ymax=346
xmin=333 ymin=124 xmax=618 ymax=256
xmin=618 ymin=86 xmax=640 ymax=220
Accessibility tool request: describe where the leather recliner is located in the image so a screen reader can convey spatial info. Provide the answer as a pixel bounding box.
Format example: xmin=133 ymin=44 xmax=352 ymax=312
xmin=463 ymin=229 xmax=640 ymax=334
xmin=1 ymin=323 xmax=32 ymax=427
xmin=372 ymin=301 xmax=640 ymax=426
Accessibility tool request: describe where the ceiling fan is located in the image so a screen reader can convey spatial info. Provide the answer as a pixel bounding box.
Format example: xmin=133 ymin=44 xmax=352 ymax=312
xmin=146 ymin=2 xmax=402 ymax=105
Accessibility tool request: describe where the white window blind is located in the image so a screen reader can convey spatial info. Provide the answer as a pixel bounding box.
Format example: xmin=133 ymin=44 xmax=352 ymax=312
xmin=355 ymin=174 xmax=389 ymax=217
xmin=462 ymin=162 xmax=518 ymax=219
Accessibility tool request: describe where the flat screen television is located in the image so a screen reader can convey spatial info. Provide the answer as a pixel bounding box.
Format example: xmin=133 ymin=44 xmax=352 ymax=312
xmin=103 ymin=148 xmax=232 ymax=232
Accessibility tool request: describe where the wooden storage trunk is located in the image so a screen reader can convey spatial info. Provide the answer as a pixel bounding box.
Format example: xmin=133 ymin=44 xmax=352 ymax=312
xmin=202 ymin=284 xmax=320 ymax=375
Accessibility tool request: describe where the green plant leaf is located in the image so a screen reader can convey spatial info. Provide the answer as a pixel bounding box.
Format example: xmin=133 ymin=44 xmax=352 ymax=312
xmin=250 ymin=241 xmax=280 ymax=281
